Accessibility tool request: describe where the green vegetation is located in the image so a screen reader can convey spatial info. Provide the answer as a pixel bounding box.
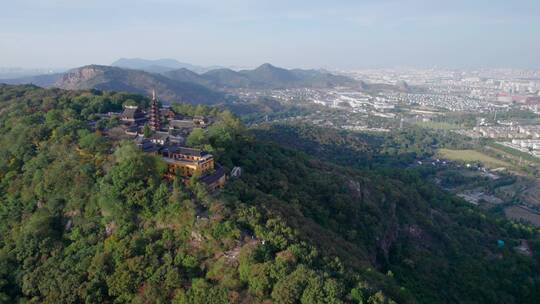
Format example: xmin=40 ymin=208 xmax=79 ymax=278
xmin=0 ymin=85 xmax=539 ymax=303
xmin=253 ymin=123 xmax=473 ymax=168
xmin=414 ymin=120 xmax=460 ymax=130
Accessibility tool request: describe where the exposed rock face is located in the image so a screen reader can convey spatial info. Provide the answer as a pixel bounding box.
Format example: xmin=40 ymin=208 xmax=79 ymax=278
xmin=375 ymin=198 xmax=398 ymax=265
xmin=56 ymin=65 xmax=106 ymax=90
xmin=377 ymin=222 xmax=399 ymax=263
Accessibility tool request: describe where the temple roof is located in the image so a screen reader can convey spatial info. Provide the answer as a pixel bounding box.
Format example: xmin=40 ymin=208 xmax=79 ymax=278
xmin=121 ymin=106 xmax=144 ymax=120
xmin=150 ymin=131 xmax=170 ymax=140
xmin=169 ymin=119 xmax=195 ymax=129
xmin=199 ymin=166 xmax=226 ymax=185
xmin=134 ymin=136 xmax=160 ymax=153
xmin=162 ymin=145 xmax=208 ymax=157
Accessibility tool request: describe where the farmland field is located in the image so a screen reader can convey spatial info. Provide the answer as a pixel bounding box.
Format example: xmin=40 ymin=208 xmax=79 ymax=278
xmin=437 ymin=148 xmax=511 ymax=168
xmin=504 ymin=205 xmax=540 ymax=227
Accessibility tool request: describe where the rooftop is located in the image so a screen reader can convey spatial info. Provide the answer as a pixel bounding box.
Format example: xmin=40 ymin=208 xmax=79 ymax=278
xmin=121 ymin=106 xmax=144 ymax=120
xmin=162 ymin=145 xmax=209 ymax=157
xmin=162 ymin=157 xmax=200 ymax=167
xmin=199 ymin=166 xmax=226 ymax=185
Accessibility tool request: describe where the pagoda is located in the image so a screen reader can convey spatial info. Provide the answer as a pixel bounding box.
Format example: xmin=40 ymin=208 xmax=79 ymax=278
xmin=149 ymin=89 xmax=161 ymax=131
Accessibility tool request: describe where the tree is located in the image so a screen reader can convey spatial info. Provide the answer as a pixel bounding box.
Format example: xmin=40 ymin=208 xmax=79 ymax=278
xmin=271 ymin=266 xmax=311 ymax=304
xmin=78 ymin=132 xmax=109 ymax=153
xmin=185 ymin=279 xmax=228 ymax=304
xmin=186 ymin=128 xmax=206 ymax=148
xmin=143 ymin=124 xmax=152 ymax=138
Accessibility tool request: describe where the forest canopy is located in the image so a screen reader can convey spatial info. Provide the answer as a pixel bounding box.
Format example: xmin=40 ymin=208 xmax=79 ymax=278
xmin=0 ymin=85 xmax=539 ymax=304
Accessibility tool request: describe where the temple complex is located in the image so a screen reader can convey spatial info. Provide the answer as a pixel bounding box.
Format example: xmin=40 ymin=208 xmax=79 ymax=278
xmin=115 ymin=90 xmax=226 ymax=191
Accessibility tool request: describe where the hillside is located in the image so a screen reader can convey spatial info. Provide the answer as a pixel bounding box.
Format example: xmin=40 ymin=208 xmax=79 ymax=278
xmin=0 ymin=85 xmax=539 ymax=303
xmin=55 ymin=65 xmax=225 ymax=104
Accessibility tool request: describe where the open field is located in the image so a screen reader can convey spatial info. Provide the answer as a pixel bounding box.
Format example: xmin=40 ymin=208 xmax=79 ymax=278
xmin=504 ymin=205 xmax=540 ymax=227
xmin=437 ymin=148 xmax=511 ymax=169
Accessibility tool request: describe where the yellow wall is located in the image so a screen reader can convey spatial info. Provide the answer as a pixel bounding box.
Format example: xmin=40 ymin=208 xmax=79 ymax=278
xmin=166 ymin=157 xmax=214 ymax=178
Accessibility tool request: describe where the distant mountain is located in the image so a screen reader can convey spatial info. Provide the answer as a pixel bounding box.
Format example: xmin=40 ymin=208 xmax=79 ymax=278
xmin=164 ymin=63 xmax=360 ymax=89
xmin=111 ymin=58 xmax=221 ymax=74
xmin=288 ymin=68 xmax=359 ymax=88
xmin=239 ymin=63 xmax=299 ymax=88
xmin=237 ymin=63 xmax=358 ymax=89
xmin=56 ymin=65 xmax=224 ymax=104
xmin=2 ymin=61 xmax=402 ymax=103
xmin=1 ymin=73 xmax=64 ymax=87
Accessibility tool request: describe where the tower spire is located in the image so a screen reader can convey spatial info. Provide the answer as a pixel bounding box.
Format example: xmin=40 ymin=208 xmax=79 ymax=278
xmin=149 ymin=89 xmax=160 ymax=131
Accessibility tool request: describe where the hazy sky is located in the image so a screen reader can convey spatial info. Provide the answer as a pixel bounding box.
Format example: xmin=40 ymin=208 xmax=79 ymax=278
xmin=1 ymin=0 xmax=539 ymax=69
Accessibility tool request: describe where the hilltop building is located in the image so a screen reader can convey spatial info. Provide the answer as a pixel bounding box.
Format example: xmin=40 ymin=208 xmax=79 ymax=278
xmin=162 ymin=146 xmax=215 ymax=177
xmin=118 ymin=90 xmax=226 ymax=191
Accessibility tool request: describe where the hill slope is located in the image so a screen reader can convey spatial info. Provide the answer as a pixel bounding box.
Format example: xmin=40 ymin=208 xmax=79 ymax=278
xmin=55 ymin=65 xmax=225 ymax=104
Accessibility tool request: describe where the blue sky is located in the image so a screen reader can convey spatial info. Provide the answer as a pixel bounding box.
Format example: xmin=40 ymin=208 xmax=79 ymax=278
xmin=1 ymin=0 xmax=539 ymax=69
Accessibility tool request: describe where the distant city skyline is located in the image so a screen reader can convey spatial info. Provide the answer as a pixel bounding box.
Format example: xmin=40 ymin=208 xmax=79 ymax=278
xmin=1 ymin=0 xmax=539 ymax=70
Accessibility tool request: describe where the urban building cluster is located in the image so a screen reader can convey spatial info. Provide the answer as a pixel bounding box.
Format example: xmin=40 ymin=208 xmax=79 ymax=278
xmin=238 ymin=68 xmax=540 ymax=127
xmin=499 ymin=139 xmax=540 ymax=158
xmin=399 ymin=92 xmax=500 ymax=112
xmin=346 ymin=68 xmax=540 ymax=112
xmin=234 ymin=68 xmax=540 ymax=161
xmin=470 ymin=125 xmax=540 ymax=139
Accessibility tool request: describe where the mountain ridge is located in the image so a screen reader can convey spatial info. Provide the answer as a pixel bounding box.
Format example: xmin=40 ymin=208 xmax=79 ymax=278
xmin=56 ymin=65 xmax=225 ymax=104
xmin=2 ymin=62 xmax=409 ymax=100
xmin=165 ymin=63 xmax=360 ymax=89
xmin=111 ymin=57 xmax=223 ymax=74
